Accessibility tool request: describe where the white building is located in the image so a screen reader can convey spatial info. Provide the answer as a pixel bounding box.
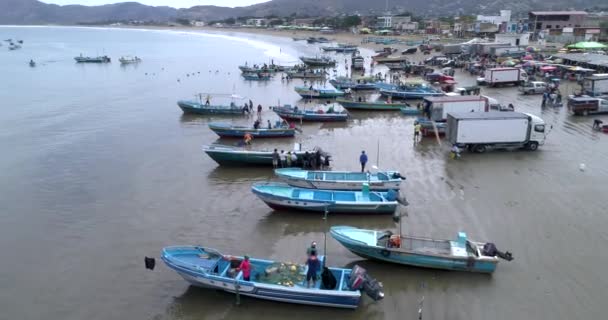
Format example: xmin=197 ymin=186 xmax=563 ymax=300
xmin=376 ymin=16 xmax=411 ymax=29
xmin=246 ymin=18 xmax=268 ymax=27
xmin=477 ymin=10 xmax=511 ymax=26
xmin=494 ymin=32 xmax=530 ymax=46
xmin=192 ymin=21 xmax=205 ymax=27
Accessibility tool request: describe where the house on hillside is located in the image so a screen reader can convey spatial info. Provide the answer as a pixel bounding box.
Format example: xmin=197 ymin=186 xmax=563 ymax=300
xmin=376 ymin=16 xmax=412 ymax=30
xmin=246 ymin=18 xmax=268 ymax=27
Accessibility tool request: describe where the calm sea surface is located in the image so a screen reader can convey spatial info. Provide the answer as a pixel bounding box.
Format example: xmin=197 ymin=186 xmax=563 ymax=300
xmin=0 ymin=26 xmax=607 ymax=320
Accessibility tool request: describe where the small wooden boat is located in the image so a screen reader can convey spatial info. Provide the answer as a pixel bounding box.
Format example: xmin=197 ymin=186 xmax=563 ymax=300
xmin=29 ymin=60 xmax=36 ymax=67
xmin=8 ymin=44 xmax=21 ymax=50
xmin=74 ymin=54 xmax=111 ymax=63
xmin=300 ymin=56 xmax=336 ymax=67
xmin=378 ymin=81 xmax=444 ymax=99
xmin=275 ymin=168 xmax=404 ymax=190
xmin=178 ymin=94 xmax=246 ymax=115
xmin=119 ymin=56 xmax=141 ymax=64
xmin=294 ymin=86 xmax=345 ymax=99
xmin=160 ymin=246 xmax=384 ymax=308
xmin=238 ymin=64 xmax=288 ymax=73
xmin=209 ymin=123 xmax=295 ymax=138
xmin=203 ymin=145 xmax=328 ymax=166
xmin=242 ymin=72 xmax=271 ymax=81
xmin=285 ymin=70 xmax=327 ymax=79
xmin=251 ymin=182 xmax=398 ymax=214
xmin=306 ymin=37 xmax=330 ymax=44
xmin=321 ymin=45 xmax=358 ymax=53
xmin=402 ymin=47 xmax=418 ymax=54
xmin=399 ymin=106 xmax=422 ymax=115
xmin=335 ymin=98 xmax=410 ymax=111
xmin=273 ymin=105 xmax=348 ymax=122
xmin=330 ymin=226 xmax=514 ymax=273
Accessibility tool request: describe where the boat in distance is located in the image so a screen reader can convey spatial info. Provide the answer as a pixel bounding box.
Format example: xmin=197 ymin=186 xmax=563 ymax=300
xmin=159 ymin=245 xmax=384 ymax=308
xmin=273 ymin=105 xmax=348 ymax=122
xmin=209 ymin=122 xmax=296 ymax=138
xmin=251 ymin=182 xmax=399 ymax=214
xmin=336 ymin=98 xmax=410 ymax=111
xmin=330 ymin=226 xmax=514 ymax=273
xmin=275 ymin=168 xmax=404 ymax=190
xmin=74 ymin=54 xmax=111 ymax=63
xmin=294 ymin=86 xmax=345 ymax=99
xmin=178 ymin=100 xmax=246 ymax=115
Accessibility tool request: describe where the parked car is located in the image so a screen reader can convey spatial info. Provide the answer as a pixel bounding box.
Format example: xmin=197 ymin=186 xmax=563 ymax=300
xmin=519 ymin=81 xmax=548 ymax=95
xmin=424 ymin=56 xmax=448 ymax=65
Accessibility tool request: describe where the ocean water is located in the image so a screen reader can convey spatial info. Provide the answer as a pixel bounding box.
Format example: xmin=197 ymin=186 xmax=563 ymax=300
xmin=0 ymin=26 xmax=607 ymax=320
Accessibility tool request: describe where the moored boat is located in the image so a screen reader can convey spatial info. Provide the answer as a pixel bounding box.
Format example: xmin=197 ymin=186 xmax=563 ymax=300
xmin=373 ymin=56 xmax=409 ymax=64
xmin=119 ymin=56 xmax=141 ymax=64
xmin=178 ymin=94 xmax=247 ymax=115
xmin=29 ymin=59 xmax=36 ymax=67
xmin=275 ymin=168 xmax=404 ymax=190
xmin=378 ymin=81 xmax=445 ymax=99
xmin=251 ymin=182 xmax=399 ymax=214
xmin=209 ymin=122 xmax=295 ymax=138
xmin=330 ymin=226 xmax=514 ymax=273
xmin=242 ymin=71 xmax=271 ymax=81
xmin=203 ymin=145 xmax=329 ymax=166
xmin=294 ymin=86 xmax=345 ymax=99
xmin=74 ymin=54 xmax=111 ymax=63
xmin=329 ymin=77 xmax=377 ymax=91
xmin=336 ymin=98 xmax=410 ymax=111
xmin=399 ymin=106 xmax=422 ymax=115
xmin=351 ymin=55 xmax=365 ymax=70
xmin=300 ymin=56 xmax=336 ymax=67
xmin=273 ymin=105 xmax=348 ymax=122
xmin=159 ymin=245 xmax=384 ymax=308
xmin=285 ymin=69 xmax=327 ymax=79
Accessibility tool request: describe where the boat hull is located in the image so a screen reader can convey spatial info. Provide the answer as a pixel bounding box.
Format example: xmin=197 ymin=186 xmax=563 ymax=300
xmin=336 ymin=99 xmax=408 ymax=111
xmin=399 ymin=107 xmax=422 ymax=115
xmin=209 ymin=124 xmax=295 ymax=138
xmin=380 ymin=89 xmax=445 ymax=100
xmin=178 ymin=101 xmax=245 ymax=115
xmin=162 ymin=252 xmax=360 ymax=308
xmin=274 ymin=109 xmax=348 ymax=122
xmin=330 ymin=229 xmax=497 ymax=273
xmin=204 ymin=147 xmax=306 ymax=166
xmin=280 ymin=179 xmax=400 ymax=191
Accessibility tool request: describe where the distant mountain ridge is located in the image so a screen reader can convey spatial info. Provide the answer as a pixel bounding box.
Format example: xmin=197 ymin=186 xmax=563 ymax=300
xmin=0 ymin=0 xmax=604 ymax=25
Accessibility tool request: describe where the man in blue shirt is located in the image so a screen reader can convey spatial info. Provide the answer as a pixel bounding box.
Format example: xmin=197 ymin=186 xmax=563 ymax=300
xmin=359 ymin=151 xmax=368 ymax=172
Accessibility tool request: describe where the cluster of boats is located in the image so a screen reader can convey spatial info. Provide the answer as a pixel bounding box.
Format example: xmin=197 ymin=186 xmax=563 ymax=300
xmin=4 ymin=38 xmax=23 ymax=51
xmin=74 ymin=54 xmax=141 ymax=64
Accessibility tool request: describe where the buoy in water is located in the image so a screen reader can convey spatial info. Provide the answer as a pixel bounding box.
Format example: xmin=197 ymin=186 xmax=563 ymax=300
xmin=145 ymin=257 xmax=155 ymax=270
xmin=580 ymin=163 xmax=586 ymax=171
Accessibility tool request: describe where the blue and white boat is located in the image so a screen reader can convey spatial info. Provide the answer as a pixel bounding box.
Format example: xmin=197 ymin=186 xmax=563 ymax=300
xmin=378 ymin=81 xmax=444 ymax=99
xmin=329 ymin=77 xmax=378 ymax=91
xmin=275 ymin=168 xmax=404 ymax=191
xmin=160 ymin=245 xmax=384 ymax=308
xmin=330 ymin=226 xmax=514 ymax=273
xmin=251 ymin=182 xmax=398 ymax=214
xmin=178 ymin=94 xmax=247 ymax=115
xmin=209 ymin=122 xmax=296 ymax=138
xmin=294 ymin=86 xmax=345 ymax=99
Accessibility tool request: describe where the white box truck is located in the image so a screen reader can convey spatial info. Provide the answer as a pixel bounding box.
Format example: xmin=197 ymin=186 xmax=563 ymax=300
xmin=478 ymin=67 xmax=527 ymax=87
xmin=425 ymin=95 xmax=492 ymax=121
xmin=447 ymin=112 xmax=546 ymax=152
xmin=583 ymin=75 xmax=608 ymax=97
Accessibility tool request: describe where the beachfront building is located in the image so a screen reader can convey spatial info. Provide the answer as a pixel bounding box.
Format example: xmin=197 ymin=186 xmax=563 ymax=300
xmin=292 ymin=18 xmax=317 ymax=27
xmin=246 ymin=18 xmax=268 ymax=27
xmin=528 ymin=11 xmax=595 ymax=41
xmin=494 ymin=32 xmax=530 ymax=46
xmin=376 ymin=16 xmax=412 ymax=30
xmin=477 ymin=10 xmax=511 ymax=27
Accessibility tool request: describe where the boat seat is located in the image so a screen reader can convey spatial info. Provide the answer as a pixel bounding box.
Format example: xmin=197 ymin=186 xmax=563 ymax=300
xmin=334 ymin=193 xmax=356 ymax=201
xmin=313 ymin=191 xmax=332 ymax=201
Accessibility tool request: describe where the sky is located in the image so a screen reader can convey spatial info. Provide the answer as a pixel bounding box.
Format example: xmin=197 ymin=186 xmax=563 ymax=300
xmin=40 ymin=0 xmax=270 ymax=8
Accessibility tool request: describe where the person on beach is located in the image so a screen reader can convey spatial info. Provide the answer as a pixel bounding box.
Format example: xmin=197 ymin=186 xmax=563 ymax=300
xmin=359 ymin=151 xmax=368 ymax=172
xmin=286 ymin=151 xmax=292 ymax=167
xmin=267 ymin=120 xmax=272 ymax=129
xmin=414 ymin=121 xmax=421 ymax=143
xmin=257 ymin=104 xmax=262 ymax=120
xmin=280 ymin=150 xmax=287 ymax=168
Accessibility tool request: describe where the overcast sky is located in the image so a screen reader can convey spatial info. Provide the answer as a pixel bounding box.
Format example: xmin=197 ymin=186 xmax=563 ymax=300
xmin=41 ymin=1 xmax=270 ymax=8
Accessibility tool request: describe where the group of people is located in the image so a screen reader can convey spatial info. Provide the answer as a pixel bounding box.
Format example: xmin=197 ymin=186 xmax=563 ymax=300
xmin=541 ymin=84 xmax=563 ymax=107
xmin=272 ymin=149 xmax=330 ymax=170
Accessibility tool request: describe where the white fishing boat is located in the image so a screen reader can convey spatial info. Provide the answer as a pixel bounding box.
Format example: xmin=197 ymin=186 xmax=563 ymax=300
xmin=275 ymin=168 xmax=404 ymax=191
xmin=119 ymin=56 xmax=141 ymax=64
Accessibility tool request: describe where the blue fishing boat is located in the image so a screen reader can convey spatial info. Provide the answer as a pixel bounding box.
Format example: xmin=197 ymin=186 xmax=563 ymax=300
xmin=378 ymin=81 xmax=445 ymax=99
xmin=273 ymin=105 xmax=348 ymax=122
xmin=251 ymin=182 xmax=398 ymax=214
xmin=74 ymin=54 xmax=111 ymax=63
xmin=275 ymin=168 xmax=404 ymax=191
xmin=330 ymin=226 xmax=514 ymax=273
xmin=178 ymin=94 xmax=246 ymax=115
xmin=209 ymin=122 xmax=295 ymax=138
xmin=417 ymin=118 xmax=447 ymax=136
xmin=399 ymin=106 xmax=422 ymax=115
xmin=203 ymin=145 xmax=329 ymax=166
xmin=294 ymin=86 xmax=345 ymax=99
xmin=242 ymin=72 xmax=271 ymax=81
xmin=160 ymin=246 xmax=384 ymax=308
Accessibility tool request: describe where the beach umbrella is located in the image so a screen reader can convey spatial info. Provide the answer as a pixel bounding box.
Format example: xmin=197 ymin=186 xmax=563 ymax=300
xmin=566 ymin=41 xmax=607 ymax=50
xmin=522 ymin=55 xmax=534 ymax=60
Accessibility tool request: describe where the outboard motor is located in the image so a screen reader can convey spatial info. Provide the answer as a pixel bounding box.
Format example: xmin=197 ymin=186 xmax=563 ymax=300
xmin=349 ymin=265 xmax=384 ymax=301
xmin=482 ymin=243 xmax=514 ymax=261
xmin=144 ymin=257 xmax=156 ymax=270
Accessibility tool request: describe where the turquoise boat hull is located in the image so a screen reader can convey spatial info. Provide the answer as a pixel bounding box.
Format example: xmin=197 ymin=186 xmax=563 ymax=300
xmin=294 ymin=86 xmax=345 ymax=99
xmin=251 ymin=182 xmax=398 ymax=214
xmin=161 ymin=246 xmax=365 ymax=308
xmin=203 ymin=145 xmax=310 ymax=166
xmin=330 ymin=226 xmax=503 ymax=273
xmin=399 ymin=107 xmax=422 ymax=115
xmin=273 ymin=106 xmax=348 ymax=122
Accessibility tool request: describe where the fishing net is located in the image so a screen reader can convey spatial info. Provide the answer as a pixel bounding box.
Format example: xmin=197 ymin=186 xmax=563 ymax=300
xmin=256 ymin=262 xmax=306 ymax=287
